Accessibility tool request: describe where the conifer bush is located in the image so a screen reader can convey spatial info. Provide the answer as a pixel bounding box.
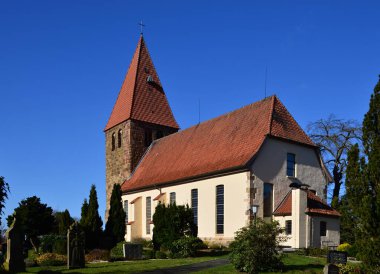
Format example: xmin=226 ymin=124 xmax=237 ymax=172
xmin=152 ymin=203 xmax=197 ymax=251
xmin=170 ymin=236 xmax=206 ymax=258
xmin=229 ymin=218 xmax=284 ymax=274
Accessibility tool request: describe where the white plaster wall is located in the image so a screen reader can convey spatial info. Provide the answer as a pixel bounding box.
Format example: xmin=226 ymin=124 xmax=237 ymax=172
xmin=274 ymin=216 xmax=294 ymax=247
xmin=250 ymin=138 xmax=327 ymax=218
xmin=122 ymin=171 xmax=250 ymax=242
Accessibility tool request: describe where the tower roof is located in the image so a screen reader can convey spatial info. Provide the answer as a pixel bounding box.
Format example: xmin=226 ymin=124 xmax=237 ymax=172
xmin=105 ymin=36 xmax=179 ymax=131
xmin=122 ymin=95 xmax=317 ymax=193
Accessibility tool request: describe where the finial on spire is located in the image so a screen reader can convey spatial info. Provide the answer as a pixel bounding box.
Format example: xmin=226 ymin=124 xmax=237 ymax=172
xmin=139 ymin=20 xmax=146 ymax=36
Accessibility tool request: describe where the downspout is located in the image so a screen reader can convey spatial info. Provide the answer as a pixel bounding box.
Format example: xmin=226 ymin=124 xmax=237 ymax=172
xmin=309 ymin=216 xmax=313 ymax=248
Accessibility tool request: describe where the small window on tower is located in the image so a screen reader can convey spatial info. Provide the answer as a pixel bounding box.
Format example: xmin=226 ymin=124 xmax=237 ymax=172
xmin=118 ymin=130 xmax=122 ymax=148
xmin=111 ymin=133 xmax=116 ymax=151
xmin=145 ymin=129 xmax=152 ymax=147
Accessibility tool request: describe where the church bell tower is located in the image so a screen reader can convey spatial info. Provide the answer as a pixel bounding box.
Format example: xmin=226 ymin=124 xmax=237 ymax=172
xmin=104 ymin=36 xmax=179 ymax=219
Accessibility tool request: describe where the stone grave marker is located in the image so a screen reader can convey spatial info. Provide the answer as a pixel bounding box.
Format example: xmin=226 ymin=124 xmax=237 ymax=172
xmin=323 ymin=263 xmax=340 ymax=274
xmin=4 ymin=213 xmax=26 ymax=272
xmin=123 ymin=243 xmax=143 ymax=260
xmin=327 ymin=250 xmax=347 ymax=265
xmin=67 ymin=222 xmax=85 ymax=269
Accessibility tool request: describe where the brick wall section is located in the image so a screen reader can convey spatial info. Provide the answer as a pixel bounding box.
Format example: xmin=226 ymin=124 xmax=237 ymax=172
xmin=105 ymin=119 xmax=178 ymax=221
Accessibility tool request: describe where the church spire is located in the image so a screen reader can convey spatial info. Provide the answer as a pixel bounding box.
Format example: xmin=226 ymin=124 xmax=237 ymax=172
xmin=105 ymin=36 xmax=179 ymax=131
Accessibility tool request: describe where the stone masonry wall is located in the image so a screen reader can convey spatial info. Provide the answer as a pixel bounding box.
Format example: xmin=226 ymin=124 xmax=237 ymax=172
xmin=105 ymin=119 xmax=178 ymax=221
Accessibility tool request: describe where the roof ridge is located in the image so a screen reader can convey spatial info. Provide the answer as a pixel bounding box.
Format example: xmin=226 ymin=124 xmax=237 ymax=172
xmin=268 ymin=95 xmax=276 ymax=135
xmin=273 ymin=190 xmax=292 ymax=215
xmin=129 ymin=36 xmax=143 ymax=118
xmin=179 ymin=96 xmax=275 ymax=132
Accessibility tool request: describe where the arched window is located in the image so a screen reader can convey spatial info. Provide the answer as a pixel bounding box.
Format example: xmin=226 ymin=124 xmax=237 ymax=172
xmin=118 ymin=129 xmax=122 ymax=148
xmin=111 ymin=133 xmax=116 ymax=151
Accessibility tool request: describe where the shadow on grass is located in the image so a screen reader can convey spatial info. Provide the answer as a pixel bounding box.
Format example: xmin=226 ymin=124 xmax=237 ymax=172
xmin=196 ymin=250 xmax=230 ymax=257
xmin=284 ymin=263 xmax=324 ymax=272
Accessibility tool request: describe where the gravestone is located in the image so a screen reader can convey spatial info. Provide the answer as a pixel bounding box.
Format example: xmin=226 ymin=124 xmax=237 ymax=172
xmin=4 ymin=213 xmax=26 ymax=272
xmin=323 ymin=263 xmax=340 ymax=274
xmin=327 ymin=250 xmax=347 ymax=265
xmin=67 ymin=222 xmax=85 ymax=269
xmin=123 ymin=243 xmax=142 ymax=260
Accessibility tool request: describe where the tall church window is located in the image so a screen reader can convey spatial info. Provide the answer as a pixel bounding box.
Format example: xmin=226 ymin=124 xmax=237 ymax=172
xmin=191 ymin=189 xmax=198 ymax=226
xmin=170 ymin=192 xmax=176 ymax=204
xmin=216 ymin=185 xmax=224 ymax=234
xmin=146 ymin=197 xmax=151 ymax=234
xmin=124 ymin=200 xmax=128 ymax=224
xmin=263 ymin=183 xmax=273 ymax=217
xmin=111 ymin=133 xmax=116 ymax=151
xmin=118 ymin=130 xmax=122 ymax=148
xmin=287 ymin=153 xmax=296 ymax=177
xmin=145 ymin=129 xmax=152 ymax=147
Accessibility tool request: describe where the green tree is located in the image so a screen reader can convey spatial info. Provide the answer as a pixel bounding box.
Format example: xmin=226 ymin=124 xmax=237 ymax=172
xmin=152 ymin=203 xmax=196 ymax=251
xmin=79 ymin=198 xmax=89 ymax=227
xmin=84 ymin=184 xmax=103 ymax=249
xmin=229 ymin=218 xmax=284 ymax=274
xmin=346 ymin=76 xmax=380 ymax=269
xmin=7 ymin=196 xmax=55 ymax=252
xmin=105 ymin=184 xmax=126 ymax=248
xmin=0 ymin=176 xmax=10 ymax=226
xmin=337 ymin=195 xmax=356 ymax=244
xmin=54 ymin=209 xmax=74 ymax=235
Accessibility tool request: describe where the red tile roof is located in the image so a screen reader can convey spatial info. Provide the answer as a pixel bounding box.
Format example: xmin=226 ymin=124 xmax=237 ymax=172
xmin=273 ymin=189 xmax=340 ymax=217
xmin=306 ymin=191 xmax=341 ymax=217
xmin=104 ymin=36 xmax=179 ymax=131
xmin=122 ymin=95 xmax=316 ymax=193
xmin=273 ymin=191 xmax=292 ymax=216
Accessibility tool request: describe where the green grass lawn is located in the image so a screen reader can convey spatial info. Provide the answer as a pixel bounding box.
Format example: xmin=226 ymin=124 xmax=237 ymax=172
xmin=21 ymin=256 xmax=221 ymax=274
xmin=20 ymin=254 xmax=328 ymax=274
xmin=196 ymin=254 xmax=326 ymax=274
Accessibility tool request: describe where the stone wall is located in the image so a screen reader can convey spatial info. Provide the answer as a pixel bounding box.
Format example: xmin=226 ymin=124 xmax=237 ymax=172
xmin=105 ymin=119 xmax=178 ymax=221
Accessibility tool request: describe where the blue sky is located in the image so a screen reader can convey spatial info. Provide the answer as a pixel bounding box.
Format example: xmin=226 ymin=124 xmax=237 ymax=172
xmin=0 ymin=1 xmax=379 ymax=225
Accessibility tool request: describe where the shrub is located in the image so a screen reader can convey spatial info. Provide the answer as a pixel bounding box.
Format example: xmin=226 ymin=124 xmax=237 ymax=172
xmin=155 ymin=250 xmax=167 ymax=259
xmin=132 ymin=238 xmax=153 ymax=248
xmin=110 ymin=242 xmax=124 ymax=260
xmin=36 ymin=253 xmax=66 ymax=266
xmin=229 ymin=218 xmax=284 ymax=274
xmin=337 ymin=243 xmax=352 ymax=253
xmin=295 ymin=247 xmax=328 ymax=257
xmin=142 ymin=248 xmax=155 ymax=259
xmin=337 ymin=263 xmax=365 ymax=274
xmin=152 ymin=203 xmax=197 ymax=251
xmin=170 ymin=236 xmax=206 ymax=258
xmin=85 ymin=249 xmax=110 ymax=262
xmin=39 ymin=234 xmax=67 ymax=255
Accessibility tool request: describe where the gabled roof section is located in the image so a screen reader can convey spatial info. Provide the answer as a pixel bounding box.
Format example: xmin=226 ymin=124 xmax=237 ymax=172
xmin=122 ymin=95 xmax=316 ymax=193
xmin=306 ymin=191 xmax=341 ymax=217
xmin=105 ymin=36 xmax=179 ymax=131
xmin=273 ymin=189 xmax=340 ymax=217
xmin=273 ymin=191 xmax=292 ymax=216
xmin=269 ymin=96 xmax=315 ymax=146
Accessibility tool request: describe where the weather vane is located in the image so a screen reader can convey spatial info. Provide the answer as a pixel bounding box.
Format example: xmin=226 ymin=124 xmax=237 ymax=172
xmin=139 ymin=20 xmax=145 ymax=35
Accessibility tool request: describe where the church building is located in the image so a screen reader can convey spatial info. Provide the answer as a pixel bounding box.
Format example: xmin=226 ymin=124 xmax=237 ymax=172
xmin=104 ymin=36 xmax=340 ymax=248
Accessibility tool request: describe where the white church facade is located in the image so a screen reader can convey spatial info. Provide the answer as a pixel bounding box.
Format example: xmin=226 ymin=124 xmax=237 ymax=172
xmin=104 ymin=36 xmax=340 ymax=249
